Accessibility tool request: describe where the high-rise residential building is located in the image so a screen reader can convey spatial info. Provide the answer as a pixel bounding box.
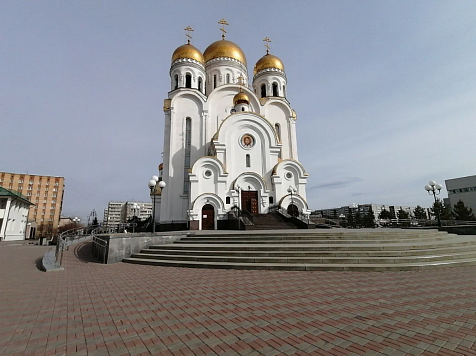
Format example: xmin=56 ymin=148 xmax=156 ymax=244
xmin=104 ymin=201 xmax=153 ymax=226
xmin=313 ymin=203 xmax=427 ymax=222
xmin=445 ymin=175 xmax=476 ymax=215
xmin=0 ymin=172 xmax=65 ymax=237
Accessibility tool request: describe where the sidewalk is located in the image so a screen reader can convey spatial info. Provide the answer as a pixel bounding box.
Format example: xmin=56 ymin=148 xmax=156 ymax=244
xmin=1 ymin=241 xmax=476 ymax=355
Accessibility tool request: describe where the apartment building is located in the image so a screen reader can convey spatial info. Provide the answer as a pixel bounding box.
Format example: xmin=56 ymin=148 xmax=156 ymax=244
xmin=313 ymin=203 xmax=426 ymax=221
xmin=104 ymin=201 xmax=153 ymax=226
xmin=446 ymin=175 xmax=476 ymax=215
xmin=0 ymin=172 xmax=65 ymax=237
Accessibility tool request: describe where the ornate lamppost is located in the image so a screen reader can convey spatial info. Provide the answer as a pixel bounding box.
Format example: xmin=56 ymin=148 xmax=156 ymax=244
xmin=132 ymin=203 xmax=140 ymax=233
xmin=72 ymin=217 xmax=80 ymax=230
xmin=425 ymin=180 xmax=443 ymax=227
xmin=148 ymin=176 xmax=166 ymax=233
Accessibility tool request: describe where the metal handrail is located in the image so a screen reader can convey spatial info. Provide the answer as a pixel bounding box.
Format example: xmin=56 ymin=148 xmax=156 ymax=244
xmin=54 ymin=227 xmax=85 ymax=267
xmin=91 ymin=227 xmax=108 ymax=264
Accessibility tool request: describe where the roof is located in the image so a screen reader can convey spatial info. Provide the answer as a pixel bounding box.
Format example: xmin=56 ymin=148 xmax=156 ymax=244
xmin=0 ymin=187 xmax=34 ymax=206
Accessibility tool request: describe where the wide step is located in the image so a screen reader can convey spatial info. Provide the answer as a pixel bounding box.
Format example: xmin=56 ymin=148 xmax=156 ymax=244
xmin=122 ymin=229 xmax=476 ymax=271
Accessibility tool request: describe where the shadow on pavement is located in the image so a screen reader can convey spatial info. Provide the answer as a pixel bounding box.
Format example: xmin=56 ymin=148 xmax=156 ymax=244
xmin=35 ymin=256 xmax=46 ymax=272
xmin=74 ymin=241 xmax=101 ymax=264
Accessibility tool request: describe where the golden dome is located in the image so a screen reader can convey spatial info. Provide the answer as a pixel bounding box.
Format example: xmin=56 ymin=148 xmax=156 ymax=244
xmin=253 ymin=54 xmax=285 ymax=75
xmin=171 ymin=43 xmax=204 ymax=64
xmin=233 ymin=91 xmax=250 ymax=105
xmin=203 ymin=40 xmax=247 ymax=65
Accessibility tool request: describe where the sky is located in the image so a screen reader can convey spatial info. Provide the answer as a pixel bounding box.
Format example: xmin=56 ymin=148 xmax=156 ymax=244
xmin=2 ymin=1 xmax=476 ymax=222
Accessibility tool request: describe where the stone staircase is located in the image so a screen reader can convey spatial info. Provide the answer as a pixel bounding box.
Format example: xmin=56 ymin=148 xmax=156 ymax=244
xmin=252 ymin=212 xmax=298 ymax=230
xmin=123 ymin=229 xmax=476 ymax=271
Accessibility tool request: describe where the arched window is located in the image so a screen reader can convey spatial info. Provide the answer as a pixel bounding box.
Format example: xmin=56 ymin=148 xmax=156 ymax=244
xmin=174 ymin=75 xmax=178 ymax=89
xmin=261 ymin=84 xmax=266 ymax=98
xmin=242 ymin=107 xmax=245 ymax=111
xmin=275 ymin=124 xmax=281 ymax=141
xmin=246 ymin=154 xmax=250 ymax=167
xmin=185 ymin=74 xmax=192 ymax=88
xmin=183 ymin=118 xmax=191 ymax=193
xmin=213 ymin=75 xmax=217 ymax=89
xmin=269 ymin=197 xmax=274 ymax=204
xmin=272 ymin=82 xmax=278 ymax=96
xmin=226 ymin=74 xmax=230 ymax=84
xmin=283 ymin=85 xmax=286 ymax=97
xmin=198 ymin=77 xmax=202 ymax=92
xmin=226 ymin=196 xmax=231 ymax=204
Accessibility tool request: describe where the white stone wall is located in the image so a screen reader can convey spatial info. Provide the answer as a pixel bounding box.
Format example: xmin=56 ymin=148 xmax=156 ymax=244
xmin=0 ymin=197 xmax=29 ymax=241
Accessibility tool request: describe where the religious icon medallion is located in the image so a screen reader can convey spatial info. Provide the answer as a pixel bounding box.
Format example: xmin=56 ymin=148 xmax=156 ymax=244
xmin=240 ymin=134 xmax=254 ymax=149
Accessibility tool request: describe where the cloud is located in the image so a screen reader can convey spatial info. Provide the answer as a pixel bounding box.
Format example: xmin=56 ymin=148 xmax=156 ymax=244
xmin=308 ymin=177 xmax=362 ymax=191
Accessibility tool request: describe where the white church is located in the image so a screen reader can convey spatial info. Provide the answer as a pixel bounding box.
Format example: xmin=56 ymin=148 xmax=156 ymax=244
xmin=152 ymin=23 xmax=311 ymax=230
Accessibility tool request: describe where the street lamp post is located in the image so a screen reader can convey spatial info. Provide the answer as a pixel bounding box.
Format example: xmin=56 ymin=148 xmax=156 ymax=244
xmin=425 ymin=180 xmax=443 ymax=227
xmin=132 ymin=203 xmax=139 ymax=233
xmin=148 ymin=176 xmax=166 ymax=233
xmin=72 ymin=217 xmax=80 ymax=234
xmin=287 ymin=186 xmax=297 ymax=217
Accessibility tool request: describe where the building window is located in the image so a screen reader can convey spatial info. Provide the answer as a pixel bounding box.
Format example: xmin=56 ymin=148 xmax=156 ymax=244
xmin=213 ymin=75 xmax=217 ymax=89
xmin=185 ymin=74 xmax=192 ymax=88
xmin=261 ymin=84 xmax=266 ymax=98
xmin=174 ymin=74 xmax=179 ymax=89
xmin=283 ymin=85 xmax=286 ymax=97
xmin=226 ymin=74 xmax=230 ymax=84
xmin=198 ymin=77 xmax=202 ymax=92
xmin=246 ymin=154 xmax=250 ymax=167
xmin=183 ymin=118 xmax=192 ymax=194
xmin=275 ymin=124 xmax=281 ymax=141
xmin=226 ymin=197 xmax=231 ymax=204
xmin=55 ymin=182 xmax=59 ymax=186
xmin=272 ymin=82 xmax=278 ymax=96
xmin=269 ymin=197 xmax=274 ymax=204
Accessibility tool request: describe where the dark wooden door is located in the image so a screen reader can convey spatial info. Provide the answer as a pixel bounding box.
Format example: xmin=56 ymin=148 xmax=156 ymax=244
xmin=287 ymin=204 xmax=299 ymax=217
xmin=202 ymin=204 xmax=215 ymax=230
xmin=241 ymin=191 xmax=259 ymax=215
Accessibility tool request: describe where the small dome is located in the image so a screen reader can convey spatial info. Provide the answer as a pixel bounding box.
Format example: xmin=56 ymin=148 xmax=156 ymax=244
xmin=253 ymin=54 xmax=285 ymax=75
xmin=204 ymin=40 xmax=247 ymax=65
xmin=233 ymin=91 xmax=250 ymax=105
xmin=171 ymin=43 xmax=204 ymax=64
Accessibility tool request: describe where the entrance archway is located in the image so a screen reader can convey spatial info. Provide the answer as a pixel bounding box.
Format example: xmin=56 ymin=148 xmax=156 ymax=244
xmin=201 ymin=204 xmax=215 ymax=230
xmin=287 ymin=204 xmax=299 ymax=217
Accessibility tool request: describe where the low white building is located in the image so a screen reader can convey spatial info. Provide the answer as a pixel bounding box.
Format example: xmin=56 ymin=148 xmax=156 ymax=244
xmin=0 ymin=187 xmax=34 ymax=241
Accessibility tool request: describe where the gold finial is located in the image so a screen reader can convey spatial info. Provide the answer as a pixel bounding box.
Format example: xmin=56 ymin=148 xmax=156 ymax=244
xmin=184 ymin=26 xmax=194 ymax=44
xmin=218 ymin=18 xmax=229 ymax=40
xmin=263 ymin=37 xmax=271 ymax=54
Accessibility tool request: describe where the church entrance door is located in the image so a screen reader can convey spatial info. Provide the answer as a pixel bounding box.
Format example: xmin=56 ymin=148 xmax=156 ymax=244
xmin=287 ymin=204 xmax=299 ymax=217
xmin=241 ymin=191 xmax=259 ymax=215
xmin=201 ymin=204 xmax=215 ymax=230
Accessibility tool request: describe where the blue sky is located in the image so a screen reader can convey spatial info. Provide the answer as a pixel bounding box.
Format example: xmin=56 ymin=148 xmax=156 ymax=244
xmin=2 ymin=1 xmax=476 ymax=221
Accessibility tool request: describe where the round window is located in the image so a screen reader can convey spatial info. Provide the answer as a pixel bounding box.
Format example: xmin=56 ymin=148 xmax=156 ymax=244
xmin=285 ymin=172 xmax=293 ymax=180
xmin=204 ymin=170 xmax=212 ymax=178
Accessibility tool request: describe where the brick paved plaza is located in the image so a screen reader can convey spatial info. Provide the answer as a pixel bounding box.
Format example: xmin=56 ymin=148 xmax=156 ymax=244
xmin=2 ymin=241 xmax=476 ymax=355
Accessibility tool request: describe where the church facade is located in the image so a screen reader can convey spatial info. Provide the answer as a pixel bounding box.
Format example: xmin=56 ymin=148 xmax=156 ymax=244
xmin=154 ymin=28 xmax=310 ymax=230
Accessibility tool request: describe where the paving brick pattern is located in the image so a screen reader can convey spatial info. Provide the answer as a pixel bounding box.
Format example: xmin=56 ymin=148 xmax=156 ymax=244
xmin=2 ymin=241 xmax=476 ymax=355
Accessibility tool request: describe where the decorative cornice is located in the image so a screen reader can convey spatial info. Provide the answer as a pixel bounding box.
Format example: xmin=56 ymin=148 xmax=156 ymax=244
xmin=253 ymin=67 xmax=287 ymax=81
xmin=171 ymin=57 xmax=205 ymax=69
xmin=205 ymin=57 xmax=248 ymax=72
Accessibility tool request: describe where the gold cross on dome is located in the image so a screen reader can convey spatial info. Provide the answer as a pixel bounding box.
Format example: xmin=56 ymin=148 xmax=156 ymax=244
xmin=184 ymin=26 xmax=194 ymax=44
xmin=237 ymin=75 xmax=244 ymax=85
xmin=218 ymin=19 xmax=229 ymax=39
xmin=263 ymin=37 xmax=271 ymax=54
